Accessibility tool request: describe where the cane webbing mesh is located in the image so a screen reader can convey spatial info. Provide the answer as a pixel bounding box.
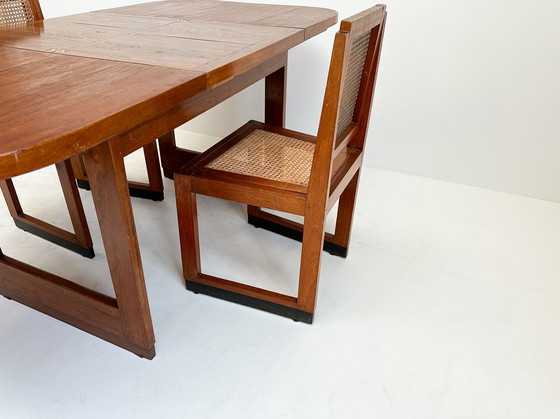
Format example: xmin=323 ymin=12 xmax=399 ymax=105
xmin=205 ymin=129 xmax=315 ymax=186
xmin=336 ymin=31 xmax=371 ymax=138
xmin=0 ymin=0 xmax=35 ymax=26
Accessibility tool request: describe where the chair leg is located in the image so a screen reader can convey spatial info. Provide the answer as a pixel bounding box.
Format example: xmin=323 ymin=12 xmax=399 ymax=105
xmin=175 ymin=174 xmax=201 ymax=280
xmin=126 ymin=141 xmax=165 ymax=201
xmin=296 ymin=213 xmax=327 ymax=318
xmin=55 ymin=160 xmax=94 ymax=252
xmin=0 ymin=160 xmax=95 ymax=258
xmin=329 ymin=169 xmax=361 ymax=256
xmin=0 ymin=178 xmax=23 ymax=219
xmin=70 ymin=155 xmax=88 ymax=182
xmin=76 ymin=141 xmax=164 ymax=201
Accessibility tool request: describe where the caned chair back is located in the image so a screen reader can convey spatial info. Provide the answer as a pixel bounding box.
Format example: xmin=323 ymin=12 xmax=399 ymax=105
xmin=309 ymin=5 xmax=386 ymax=204
xmin=0 ymin=0 xmax=43 ymax=26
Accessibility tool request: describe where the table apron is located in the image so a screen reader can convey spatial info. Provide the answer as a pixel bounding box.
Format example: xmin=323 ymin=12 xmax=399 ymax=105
xmin=108 ymin=52 xmax=288 ymax=158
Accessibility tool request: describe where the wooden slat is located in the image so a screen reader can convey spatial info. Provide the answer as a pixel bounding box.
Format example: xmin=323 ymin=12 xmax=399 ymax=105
xmin=102 ymin=0 xmax=216 ymax=19
xmin=0 ymin=252 xmax=121 ymax=336
xmin=174 ymin=2 xmax=297 ymax=24
xmin=60 ymin=33 xmax=244 ymax=70
xmin=51 ymin=12 xmax=177 ymax=30
xmin=107 ymin=1 xmax=296 ymax=23
xmin=143 ymin=19 xmax=293 ymax=44
xmin=0 ymin=47 xmax=51 ymax=72
xmin=102 ymin=0 xmax=337 ymax=34
xmin=192 ymin=176 xmax=307 ymax=215
xmin=249 ymin=7 xmax=338 ymax=39
xmin=0 ymin=55 xmax=205 ymax=179
xmin=0 ymin=20 xmax=132 ymax=51
xmin=340 ymin=4 xmax=386 ymax=37
xmin=196 ymin=274 xmax=299 ymax=308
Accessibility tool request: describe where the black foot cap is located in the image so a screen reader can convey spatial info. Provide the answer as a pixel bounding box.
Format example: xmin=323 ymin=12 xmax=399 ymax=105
xmin=247 ymin=214 xmax=348 ymax=258
xmin=76 ymin=179 xmax=91 ymax=191
xmin=129 ymin=188 xmax=164 ymax=201
xmin=77 ymin=179 xmax=164 ymax=201
xmin=14 ymin=219 xmax=95 ymax=258
xmin=186 ymin=280 xmax=314 ymax=324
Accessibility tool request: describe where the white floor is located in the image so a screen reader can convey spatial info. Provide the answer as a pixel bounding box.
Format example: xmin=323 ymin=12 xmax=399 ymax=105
xmin=1 ymin=145 xmax=560 ymax=418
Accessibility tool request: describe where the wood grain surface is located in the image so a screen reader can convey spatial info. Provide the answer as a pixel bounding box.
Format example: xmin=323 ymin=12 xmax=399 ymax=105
xmin=0 ymin=1 xmax=336 ymax=179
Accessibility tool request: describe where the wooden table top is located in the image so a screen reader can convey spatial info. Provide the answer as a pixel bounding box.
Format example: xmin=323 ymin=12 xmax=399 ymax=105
xmin=0 ymin=0 xmax=337 ymax=179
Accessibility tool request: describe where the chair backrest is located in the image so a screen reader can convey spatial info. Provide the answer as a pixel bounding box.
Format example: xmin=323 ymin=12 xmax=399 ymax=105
xmin=0 ymin=0 xmax=43 ymax=26
xmin=308 ymin=5 xmax=386 ymax=205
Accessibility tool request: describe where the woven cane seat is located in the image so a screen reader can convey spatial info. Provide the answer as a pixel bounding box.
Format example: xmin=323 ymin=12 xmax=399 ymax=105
xmin=205 ymin=129 xmax=315 ymax=186
xmin=0 ymin=0 xmax=34 ymax=25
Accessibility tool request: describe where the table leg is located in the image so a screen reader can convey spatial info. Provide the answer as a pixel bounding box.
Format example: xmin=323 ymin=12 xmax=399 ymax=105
xmin=81 ymin=140 xmax=156 ymax=358
xmin=0 ymin=140 xmax=155 ymax=358
xmin=264 ymin=63 xmax=286 ymax=127
xmin=248 ymin=57 xmax=287 ymax=219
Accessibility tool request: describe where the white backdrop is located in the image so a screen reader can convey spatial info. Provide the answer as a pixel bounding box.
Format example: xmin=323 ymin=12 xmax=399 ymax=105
xmin=42 ymin=0 xmax=560 ymax=202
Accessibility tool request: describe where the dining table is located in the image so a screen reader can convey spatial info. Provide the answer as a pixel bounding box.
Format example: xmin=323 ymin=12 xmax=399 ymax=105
xmin=0 ymin=0 xmax=337 ymax=358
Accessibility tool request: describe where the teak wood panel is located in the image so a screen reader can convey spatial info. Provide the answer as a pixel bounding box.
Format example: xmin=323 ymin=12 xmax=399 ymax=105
xmin=103 ymin=1 xmax=337 ymax=39
xmin=0 ymin=20 xmax=132 ymax=49
xmin=0 ymin=3 xmax=337 ymax=178
xmin=0 ymin=55 xmax=205 ymax=178
xmin=51 ymin=12 xmax=178 ymax=30
xmin=0 ymin=47 xmax=51 ymax=72
xmin=0 ymin=17 xmax=304 ymax=83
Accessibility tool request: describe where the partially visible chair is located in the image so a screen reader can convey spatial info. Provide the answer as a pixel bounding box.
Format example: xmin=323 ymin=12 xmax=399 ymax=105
xmin=71 ymin=139 xmax=165 ymax=201
xmin=0 ymin=0 xmax=42 ymax=24
xmin=0 ymin=0 xmax=94 ymax=257
xmin=174 ymin=5 xmax=387 ymax=322
xmin=0 ymin=0 xmax=165 ymax=258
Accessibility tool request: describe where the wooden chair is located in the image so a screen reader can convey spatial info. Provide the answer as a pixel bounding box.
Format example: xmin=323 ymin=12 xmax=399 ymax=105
xmin=0 ymin=0 xmax=165 ymax=258
xmin=174 ymin=5 xmax=387 ymax=323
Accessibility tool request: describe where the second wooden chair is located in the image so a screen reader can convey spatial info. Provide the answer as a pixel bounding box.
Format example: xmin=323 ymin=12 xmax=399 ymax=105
xmin=175 ymin=5 xmax=387 ymax=322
